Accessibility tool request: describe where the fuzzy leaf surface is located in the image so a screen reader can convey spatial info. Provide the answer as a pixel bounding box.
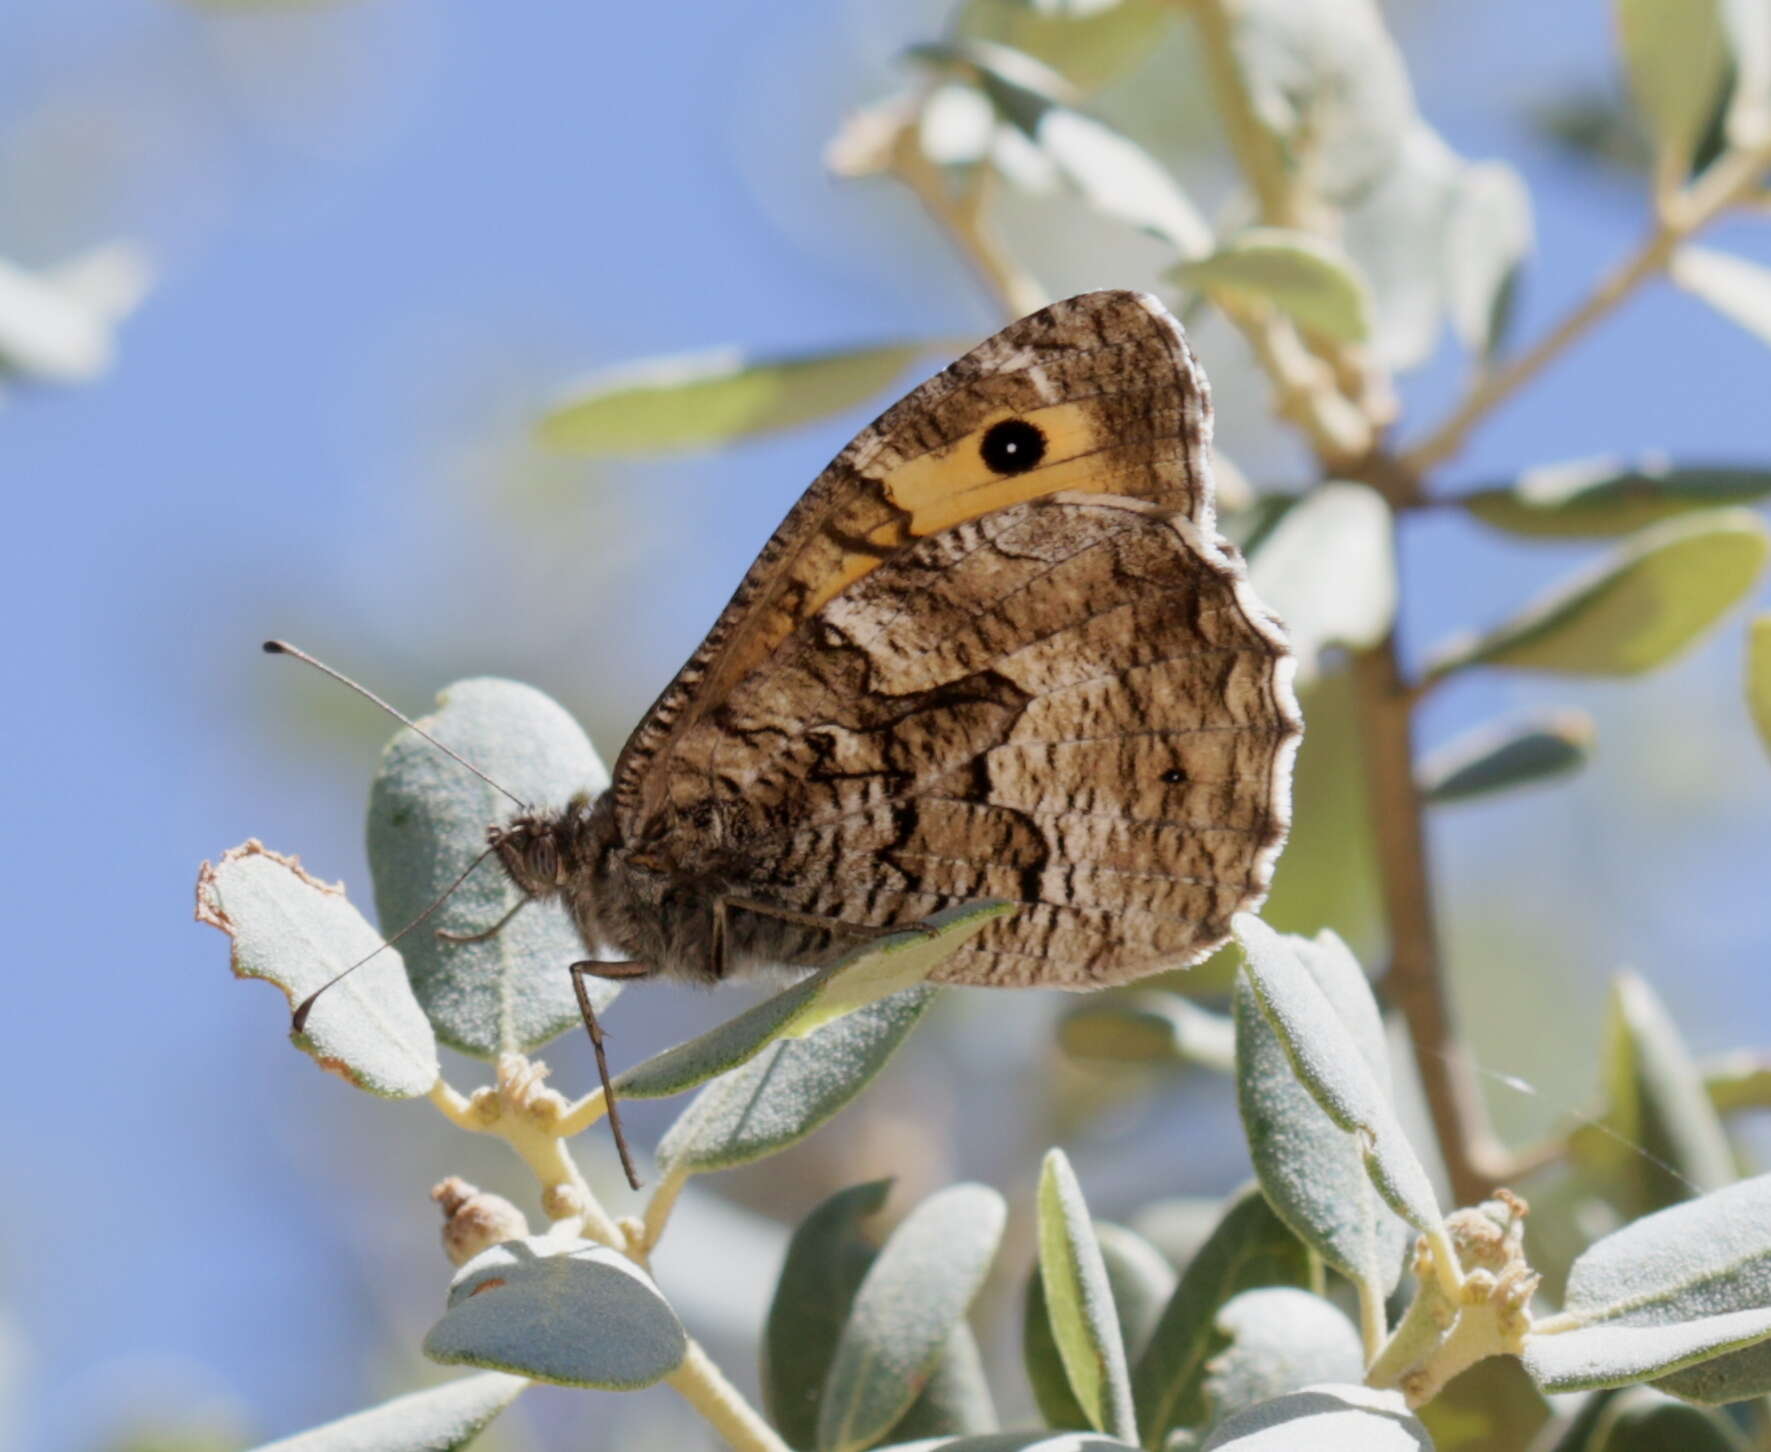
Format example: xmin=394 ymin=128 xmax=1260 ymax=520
xmin=1579 ymin=1386 xmax=1749 ymax=1449
xmin=1460 ymin=458 xmax=1771 ymax=538
xmin=1419 ymin=710 xmax=1593 ymax=805
xmin=423 ymin=1236 xmax=685 ymax=1389
xmin=818 ymin=1184 xmax=1007 ymax=1452
xmin=1200 ymin=1386 xmax=1429 ymax=1451
xmin=247 ymin=1372 xmax=526 ymax=1452
xmin=196 ymin=842 xmax=437 ymax=1097
xmin=1246 ymin=483 xmax=1395 ymax=684
xmin=1039 ymin=1151 xmax=1137 ymax=1441
xmin=366 ymin=678 xmax=613 ymax=1058
xmin=1131 ymin=1184 xmax=1313 ymax=1448
xmin=1058 ymin=994 xmax=1235 ymax=1072
xmin=1615 ymin=0 xmax=1730 ymax=174
xmin=1425 ymin=511 xmax=1769 ymax=681
xmin=657 ymin=987 xmax=935 ymax=1174
xmin=539 ymin=343 xmax=924 ymax=455
xmin=621 ymin=902 xmax=1005 ymax=1099
xmin=1232 ymin=927 xmax=1412 ymax=1297
xmin=1176 ymin=230 xmax=1371 ymax=342
xmin=1570 ymin=973 xmax=1736 ymax=1217
xmin=1199 ymin=1289 xmax=1365 ymax=1432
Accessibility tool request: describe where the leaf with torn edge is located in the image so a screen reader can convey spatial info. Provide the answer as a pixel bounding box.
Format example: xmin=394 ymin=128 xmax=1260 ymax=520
xmin=196 ymin=841 xmax=438 ymax=1098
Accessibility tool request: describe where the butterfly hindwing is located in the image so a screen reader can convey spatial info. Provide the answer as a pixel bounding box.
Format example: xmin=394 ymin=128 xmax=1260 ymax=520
xmin=664 ymin=494 xmax=1298 ymax=987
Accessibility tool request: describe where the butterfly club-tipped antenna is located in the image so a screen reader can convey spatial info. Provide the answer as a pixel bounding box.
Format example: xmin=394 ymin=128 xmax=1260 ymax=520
xmin=264 ymin=640 xmax=648 ymax=1191
xmin=265 ymin=638 xmax=531 ymax=1030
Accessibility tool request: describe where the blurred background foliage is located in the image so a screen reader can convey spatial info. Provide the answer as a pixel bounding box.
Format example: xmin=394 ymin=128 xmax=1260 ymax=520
xmin=5 ymin=1 xmax=1771 ymax=1449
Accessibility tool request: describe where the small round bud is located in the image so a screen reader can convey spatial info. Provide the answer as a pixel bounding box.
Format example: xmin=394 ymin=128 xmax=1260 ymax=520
xmin=432 ymin=1177 xmax=529 ymax=1266
xmin=540 ymin=1183 xmax=586 ymax=1221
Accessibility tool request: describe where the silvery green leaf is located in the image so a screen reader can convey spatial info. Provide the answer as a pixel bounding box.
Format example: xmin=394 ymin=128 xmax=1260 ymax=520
xmin=818 ymin=1183 xmax=1007 ymax=1452
xmin=621 ymin=900 xmax=1008 ymax=1100
xmin=1246 ymin=483 xmax=1394 ymax=686
xmin=1523 ymin=1175 xmax=1771 ymax=1396
xmin=1340 ymin=124 xmax=1463 ymax=370
xmin=1578 ymin=1386 xmax=1749 ymax=1450
xmin=1461 ymin=457 xmax=1771 ymax=538
xmin=1200 ymin=1386 xmax=1429 ymax=1451
xmin=1569 ymin=974 xmax=1736 ymax=1217
xmin=1444 ymin=161 xmax=1534 ymax=359
xmin=1198 ymin=1290 xmax=1364 ymax=1432
xmin=1129 ymin=1199 xmax=1227 ymax=1275
xmin=1227 ymin=0 xmax=1415 ymax=199
xmin=1026 ymin=1265 xmax=1093 ymax=1431
xmin=1671 ymin=247 xmax=1771 ymax=349
xmin=1131 ymin=1185 xmax=1313 ymax=1446
xmin=367 ymin=678 xmax=613 ymax=1058
xmin=1415 ymin=1354 xmax=1550 ymax=1452
xmin=423 ymin=1236 xmax=685 ymax=1388
xmin=539 ymin=342 xmax=925 ymax=455
xmin=1038 ymin=1151 xmax=1138 ymax=1441
xmin=954 ymin=0 xmax=1175 ymax=93
xmin=1749 ymin=614 xmax=1771 ymax=756
xmin=887 ymin=1326 xmax=999 ymax=1443
xmin=1419 ymin=710 xmax=1593 ymax=805
xmin=247 ymin=1372 xmax=526 ymax=1452
xmin=1058 ymin=994 xmax=1235 ymax=1073
xmin=1614 ymin=0 xmax=1731 ymax=175
xmin=767 ymin=1183 xmax=995 ymax=1450
xmin=1232 ymin=929 xmax=1410 ymax=1298
xmin=948 ymin=45 xmax=1208 ymax=254
xmin=766 ymin=1182 xmax=893 ymax=1450
xmin=1234 ymin=915 xmax=1440 ymax=1235
xmin=1423 ymin=511 xmax=1770 ymax=682
xmin=1097 ymin=1225 xmax=1178 ymax=1361
xmin=197 ymin=842 xmax=438 ymax=1098
xmin=657 ymin=988 xmax=936 ymax=1174
xmin=1525 ymin=1305 xmax=1771 ymax=1394
xmin=1176 ymin=231 xmax=1371 ymax=343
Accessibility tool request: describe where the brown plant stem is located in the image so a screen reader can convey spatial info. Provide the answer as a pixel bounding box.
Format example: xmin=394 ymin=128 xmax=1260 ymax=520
xmin=1351 ymin=633 xmax=1504 ymax=1206
xmin=1404 ymin=132 xmax=1771 ymax=476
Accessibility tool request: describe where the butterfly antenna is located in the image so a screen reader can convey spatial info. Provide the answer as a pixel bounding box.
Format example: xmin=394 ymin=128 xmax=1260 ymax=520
xmin=292 ymin=843 xmax=503 ymax=1033
xmin=262 ymin=639 xmax=528 ymax=811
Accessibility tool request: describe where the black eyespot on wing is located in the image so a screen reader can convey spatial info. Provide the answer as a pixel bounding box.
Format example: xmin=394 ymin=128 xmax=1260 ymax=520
xmin=1161 ymin=767 xmax=1188 ymax=784
xmin=980 ymin=418 xmax=1046 ymax=475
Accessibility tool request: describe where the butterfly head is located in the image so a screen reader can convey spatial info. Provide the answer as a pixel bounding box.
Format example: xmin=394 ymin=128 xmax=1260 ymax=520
xmin=487 ymin=792 xmax=601 ymax=900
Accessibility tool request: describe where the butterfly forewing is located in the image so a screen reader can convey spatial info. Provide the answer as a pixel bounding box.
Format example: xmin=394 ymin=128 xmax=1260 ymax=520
xmin=609 ymin=291 xmax=1214 ymax=828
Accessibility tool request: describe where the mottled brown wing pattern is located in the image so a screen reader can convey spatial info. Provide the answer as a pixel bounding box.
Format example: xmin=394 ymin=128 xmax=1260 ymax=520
xmin=607 ymin=291 xmax=1213 ymax=831
xmin=667 ymin=493 xmax=1300 ymax=987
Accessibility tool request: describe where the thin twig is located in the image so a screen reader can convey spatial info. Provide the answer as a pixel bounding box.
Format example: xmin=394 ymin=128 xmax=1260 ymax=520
xmin=890 ymin=136 xmax=1047 ymax=319
xmin=1352 ymin=636 xmax=1505 ymax=1206
xmin=668 ymin=1340 xmax=795 ymax=1452
xmin=1404 ymin=133 xmax=1771 ymax=476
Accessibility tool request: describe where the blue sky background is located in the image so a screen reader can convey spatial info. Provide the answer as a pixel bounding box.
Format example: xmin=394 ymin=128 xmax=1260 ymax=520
xmin=4 ymin=2 xmax=1770 ymax=1449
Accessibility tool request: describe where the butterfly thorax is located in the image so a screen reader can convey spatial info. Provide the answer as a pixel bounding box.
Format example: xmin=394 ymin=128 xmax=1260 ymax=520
xmin=492 ymin=794 xmax=769 ymax=985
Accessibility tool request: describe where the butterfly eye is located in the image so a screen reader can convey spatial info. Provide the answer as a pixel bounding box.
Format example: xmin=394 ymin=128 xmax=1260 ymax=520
xmin=979 ymin=418 xmax=1046 ymax=475
xmin=1161 ymin=767 xmax=1188 ymax=784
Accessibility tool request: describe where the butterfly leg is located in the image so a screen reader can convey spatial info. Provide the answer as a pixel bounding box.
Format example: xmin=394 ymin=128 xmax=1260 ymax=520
xmin=711 ymin=894 xmax=942 ymax=977
xmin=569 ymin=959 xmax=652 ymax=1192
